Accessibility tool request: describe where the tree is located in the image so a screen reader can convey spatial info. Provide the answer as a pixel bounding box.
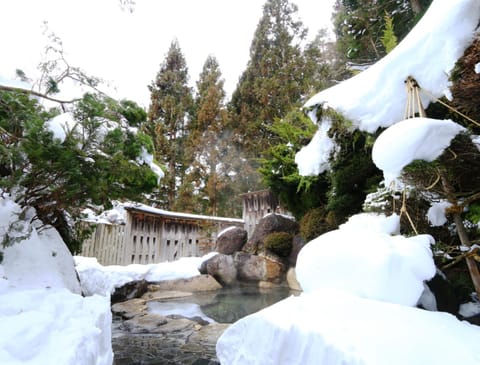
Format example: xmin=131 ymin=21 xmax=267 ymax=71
xmin=147 ymin=40 xmax=193 ymax=209
xmin=229 ymin=0 xmax=309 ymax=158
xmin=181 ymin=55 xmax=230 ymax=215
xmin=0 ymin=91 xmax=159 ymax=253
xmin=332 ymin=0 xmax=433 ymax=65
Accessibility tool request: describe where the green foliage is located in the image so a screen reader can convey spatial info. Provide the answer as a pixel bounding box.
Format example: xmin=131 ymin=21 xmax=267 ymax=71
xmin=264 ymin=231 xmax=293 ymax=257
xmin=259 ymin=110 xmax=329 ymax=218
xmin=0 ymin=90 xmax=160 ymax=253
xmin=381 ymin=13 xmax=398 ymax=53
xmin=299 ymin=206 xmax=335 ymax=242
xmin=466 ymin=203 xmax=480 ymax=227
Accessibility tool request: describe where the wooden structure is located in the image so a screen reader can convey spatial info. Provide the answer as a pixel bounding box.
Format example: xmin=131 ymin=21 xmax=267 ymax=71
xmin=81 ymin=204 xmax=243 ymax=266
xmin=240 ymin=189 xmax=287 ymax=238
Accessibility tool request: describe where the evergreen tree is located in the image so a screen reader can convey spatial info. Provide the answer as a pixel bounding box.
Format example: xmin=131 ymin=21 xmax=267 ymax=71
xmin=332 ymin=0 xmax=432 ymax=65
xmin=147 ymin=40 xmax=193 ymax=209
xmin=0 ymin=91 xmax=159 ymax=253
xmin=229 ymin=0 xmax=309 ymax=158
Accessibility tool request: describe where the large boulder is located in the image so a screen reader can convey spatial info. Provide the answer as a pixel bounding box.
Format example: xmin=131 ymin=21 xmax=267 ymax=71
xmin=233 ymin=252 xmax=285 ymax=283
xmin=111 ymin=279 xmax=149 ymax=304
xmin=243 ymin=213 xmax=299 ymax=254
xmin=111 ymin=298 xmax=148 ymax=319
xmin=199 ymin=254 xmax=238 ymax=286
xmin=216 ymin=227 xmax=248 ymax=254
xmin=288 ymin=234 xmax=307 ymax=267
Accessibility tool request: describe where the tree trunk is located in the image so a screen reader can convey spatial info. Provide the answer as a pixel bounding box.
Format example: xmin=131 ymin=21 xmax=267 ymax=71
xmin=452 ymin=212 xmax=480 ymax=299
xmin=410 ymin=0 xmax=423 ymax=14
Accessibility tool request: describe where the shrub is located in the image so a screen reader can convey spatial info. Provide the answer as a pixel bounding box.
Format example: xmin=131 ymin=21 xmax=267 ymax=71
xmin=300 ymin=207 xmax=336 ymax=242
xmin=264 ymin=232 xmax=293 ymax=257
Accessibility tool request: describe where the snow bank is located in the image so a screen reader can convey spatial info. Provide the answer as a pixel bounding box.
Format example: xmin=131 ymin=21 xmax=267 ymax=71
xmin=217 ymin=290 xmax=480 ymax=365
xmin=0 ymin=289 xmax=111 ymax=365
xmin=371 ymin=117 xmax=465 ymax=185
xmin=217 ymin=213 xmax=480 ymax=365
xmin=296 ymin=213 xmax=435 ymax=306
xmin=0 ymin=194 xmax=113 ymax=365
xmin=74 ymin=252 xmax=218 ymax=296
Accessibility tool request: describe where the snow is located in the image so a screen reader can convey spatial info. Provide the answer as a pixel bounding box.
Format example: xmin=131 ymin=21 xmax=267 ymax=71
xmin=74 ymin=252 xmax=218 ymax=296
xmin=296 ymin=0 xmax=480 ymax=176
xmin=45 ymin=112 xmax=77 ymax=143
xmin=136 ymin=146 xmax=164 ymax=183
xmin=427 ymin=201 xmax=453 ymax=226
xmin=296 ymin=213 xmax=435 ymax=306
xmin=216 ymin=213 xmax=480 ymax=365
xmin=475 ymin=62 xmax=480 ymax=74
xmin=0 ymin=194 xmax=112 ymax=365
xmin=217 ymin=290 xmax=480 ymax=365
xmin=459 ymin=301 xmax=480 ymax=318
xmin=371 ymin=117 xmax=465 ymax=185
xmin=295 ymin=117 xmax=337 ymax=176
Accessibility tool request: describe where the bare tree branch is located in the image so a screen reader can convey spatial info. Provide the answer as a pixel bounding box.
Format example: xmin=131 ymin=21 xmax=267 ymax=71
xmin=0 ymin=84 xmax=80 ymax=104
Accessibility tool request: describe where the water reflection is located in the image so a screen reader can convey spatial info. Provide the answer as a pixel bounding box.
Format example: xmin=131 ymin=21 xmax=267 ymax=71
xmin=148 ymin=285 xmax=294 ymax=323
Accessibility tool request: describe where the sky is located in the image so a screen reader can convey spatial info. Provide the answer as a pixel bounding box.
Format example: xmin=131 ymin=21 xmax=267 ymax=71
xmin=1 ymin=0 xmax=336 ymax=107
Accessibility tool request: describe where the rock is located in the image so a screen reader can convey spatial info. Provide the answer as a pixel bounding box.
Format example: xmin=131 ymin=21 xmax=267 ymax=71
xmin=200 ymin=254 xmax=238 ymax=286
xmin=215 ymin=227 xmax=248 ymax=254
xmin=142 ymin=289 xmax=194 ymax=302
xmin=286 ymin=267 xmax=302 ymax=291
xmin=243 ymin=213 xmax=299 ymax=254
xmin=234 ymin=252 xmax=285 ymax=283
xmin=149 ymin=274 xmax=222 ymax=292
xmin=122 ymin=313 xmax=168 ymax=333
xmin=423 ymin=271 xmax=459 ymax=314
xmin=288 ymin=234 xmax=307 ymax=267
xmin=111 ymin=279 xmax=149 ymax=304
xmin=111 ymin=298 xmax=147 ymax=319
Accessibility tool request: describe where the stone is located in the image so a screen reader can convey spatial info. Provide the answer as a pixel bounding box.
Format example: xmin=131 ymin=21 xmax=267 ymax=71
xmin=234 ymin=252 xmax=285 ymax=283
xmin=122 ymin=313 xmax=168 ymax=333
xmin=243 ymin=213 xmax=299 ymax=254
xmin=111 ymin=298 xmax=147 ymax=319
xmin=142 ymin=290 xmax=194 ymax=302
xmin=288 ymin=234 xmax=307 ymax=267
xmin=286 ymin=267 xmax=302 ymax=291
xmin=200 ymin=254 xmax=238 ymax=286
xmin=149 ymin=274 xmax=222 ymax=292
xmin=111 ymin=279 xmax=149 ymax=304
xmin=215 ymin=227 xmax=248 ymax=255
xmin=424 ymin=271 xmax=459 ymax=314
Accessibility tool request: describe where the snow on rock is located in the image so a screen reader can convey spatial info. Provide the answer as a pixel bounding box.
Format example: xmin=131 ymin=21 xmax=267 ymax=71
xmin=296 ymin=213 xmax=435 ymax=306
xmin=216 ymin=290 xmax=480 ymax=365
xmin=0 ymin=194 xmax=113 ymax=365
xmin=427 ymin=201 xmax=453 ymax=226
xmin=371 ymin=117 xmax=465 ymax=185
xmin=74 ymin=252 xmax=218 ymax=296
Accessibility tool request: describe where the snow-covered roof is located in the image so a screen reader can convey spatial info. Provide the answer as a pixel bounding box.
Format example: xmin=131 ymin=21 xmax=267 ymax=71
xmin=124 ymin=203 xmax=244 ymax=224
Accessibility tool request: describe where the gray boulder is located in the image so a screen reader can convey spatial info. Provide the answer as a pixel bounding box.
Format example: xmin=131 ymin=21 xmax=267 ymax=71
xmin=243 ymin=213 xmax=298 ymax=254
xmin=148 ymin=274 xmax=222 ymax=292
xmin=288 ymin=234 xmax=307 ymax=267
xmin=200 ymin=254 xmax=238 ymax=286
xmin=216 ymin=227 xmax=248 ymax=254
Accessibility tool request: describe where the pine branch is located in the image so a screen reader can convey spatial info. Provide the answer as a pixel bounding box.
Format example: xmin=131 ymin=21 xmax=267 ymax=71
xmin=0 ymin=84 xmax=80 ymax=104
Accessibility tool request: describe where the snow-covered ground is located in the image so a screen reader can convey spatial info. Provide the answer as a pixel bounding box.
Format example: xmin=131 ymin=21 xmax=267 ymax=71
xmin=0 ymin=195 xmax=113 ymax=365
xmin=0 ymin=193 xmax=217 ymax=365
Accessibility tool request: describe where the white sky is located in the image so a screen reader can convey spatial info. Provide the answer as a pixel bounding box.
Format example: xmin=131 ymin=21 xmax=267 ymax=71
xmin=0 ymin=0 xmax=336 ymax=107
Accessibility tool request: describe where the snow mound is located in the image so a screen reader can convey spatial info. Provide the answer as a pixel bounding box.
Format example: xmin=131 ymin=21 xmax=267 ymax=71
xmin=74 ymin=252 xmax=218 ymax=296
xmin=372 ymin=117 xmax=465 ymax=185
xmin=296 ymin=213 xmax=435 ymax=306
xmin=216 ymin=290 xmax=480 ymax=365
